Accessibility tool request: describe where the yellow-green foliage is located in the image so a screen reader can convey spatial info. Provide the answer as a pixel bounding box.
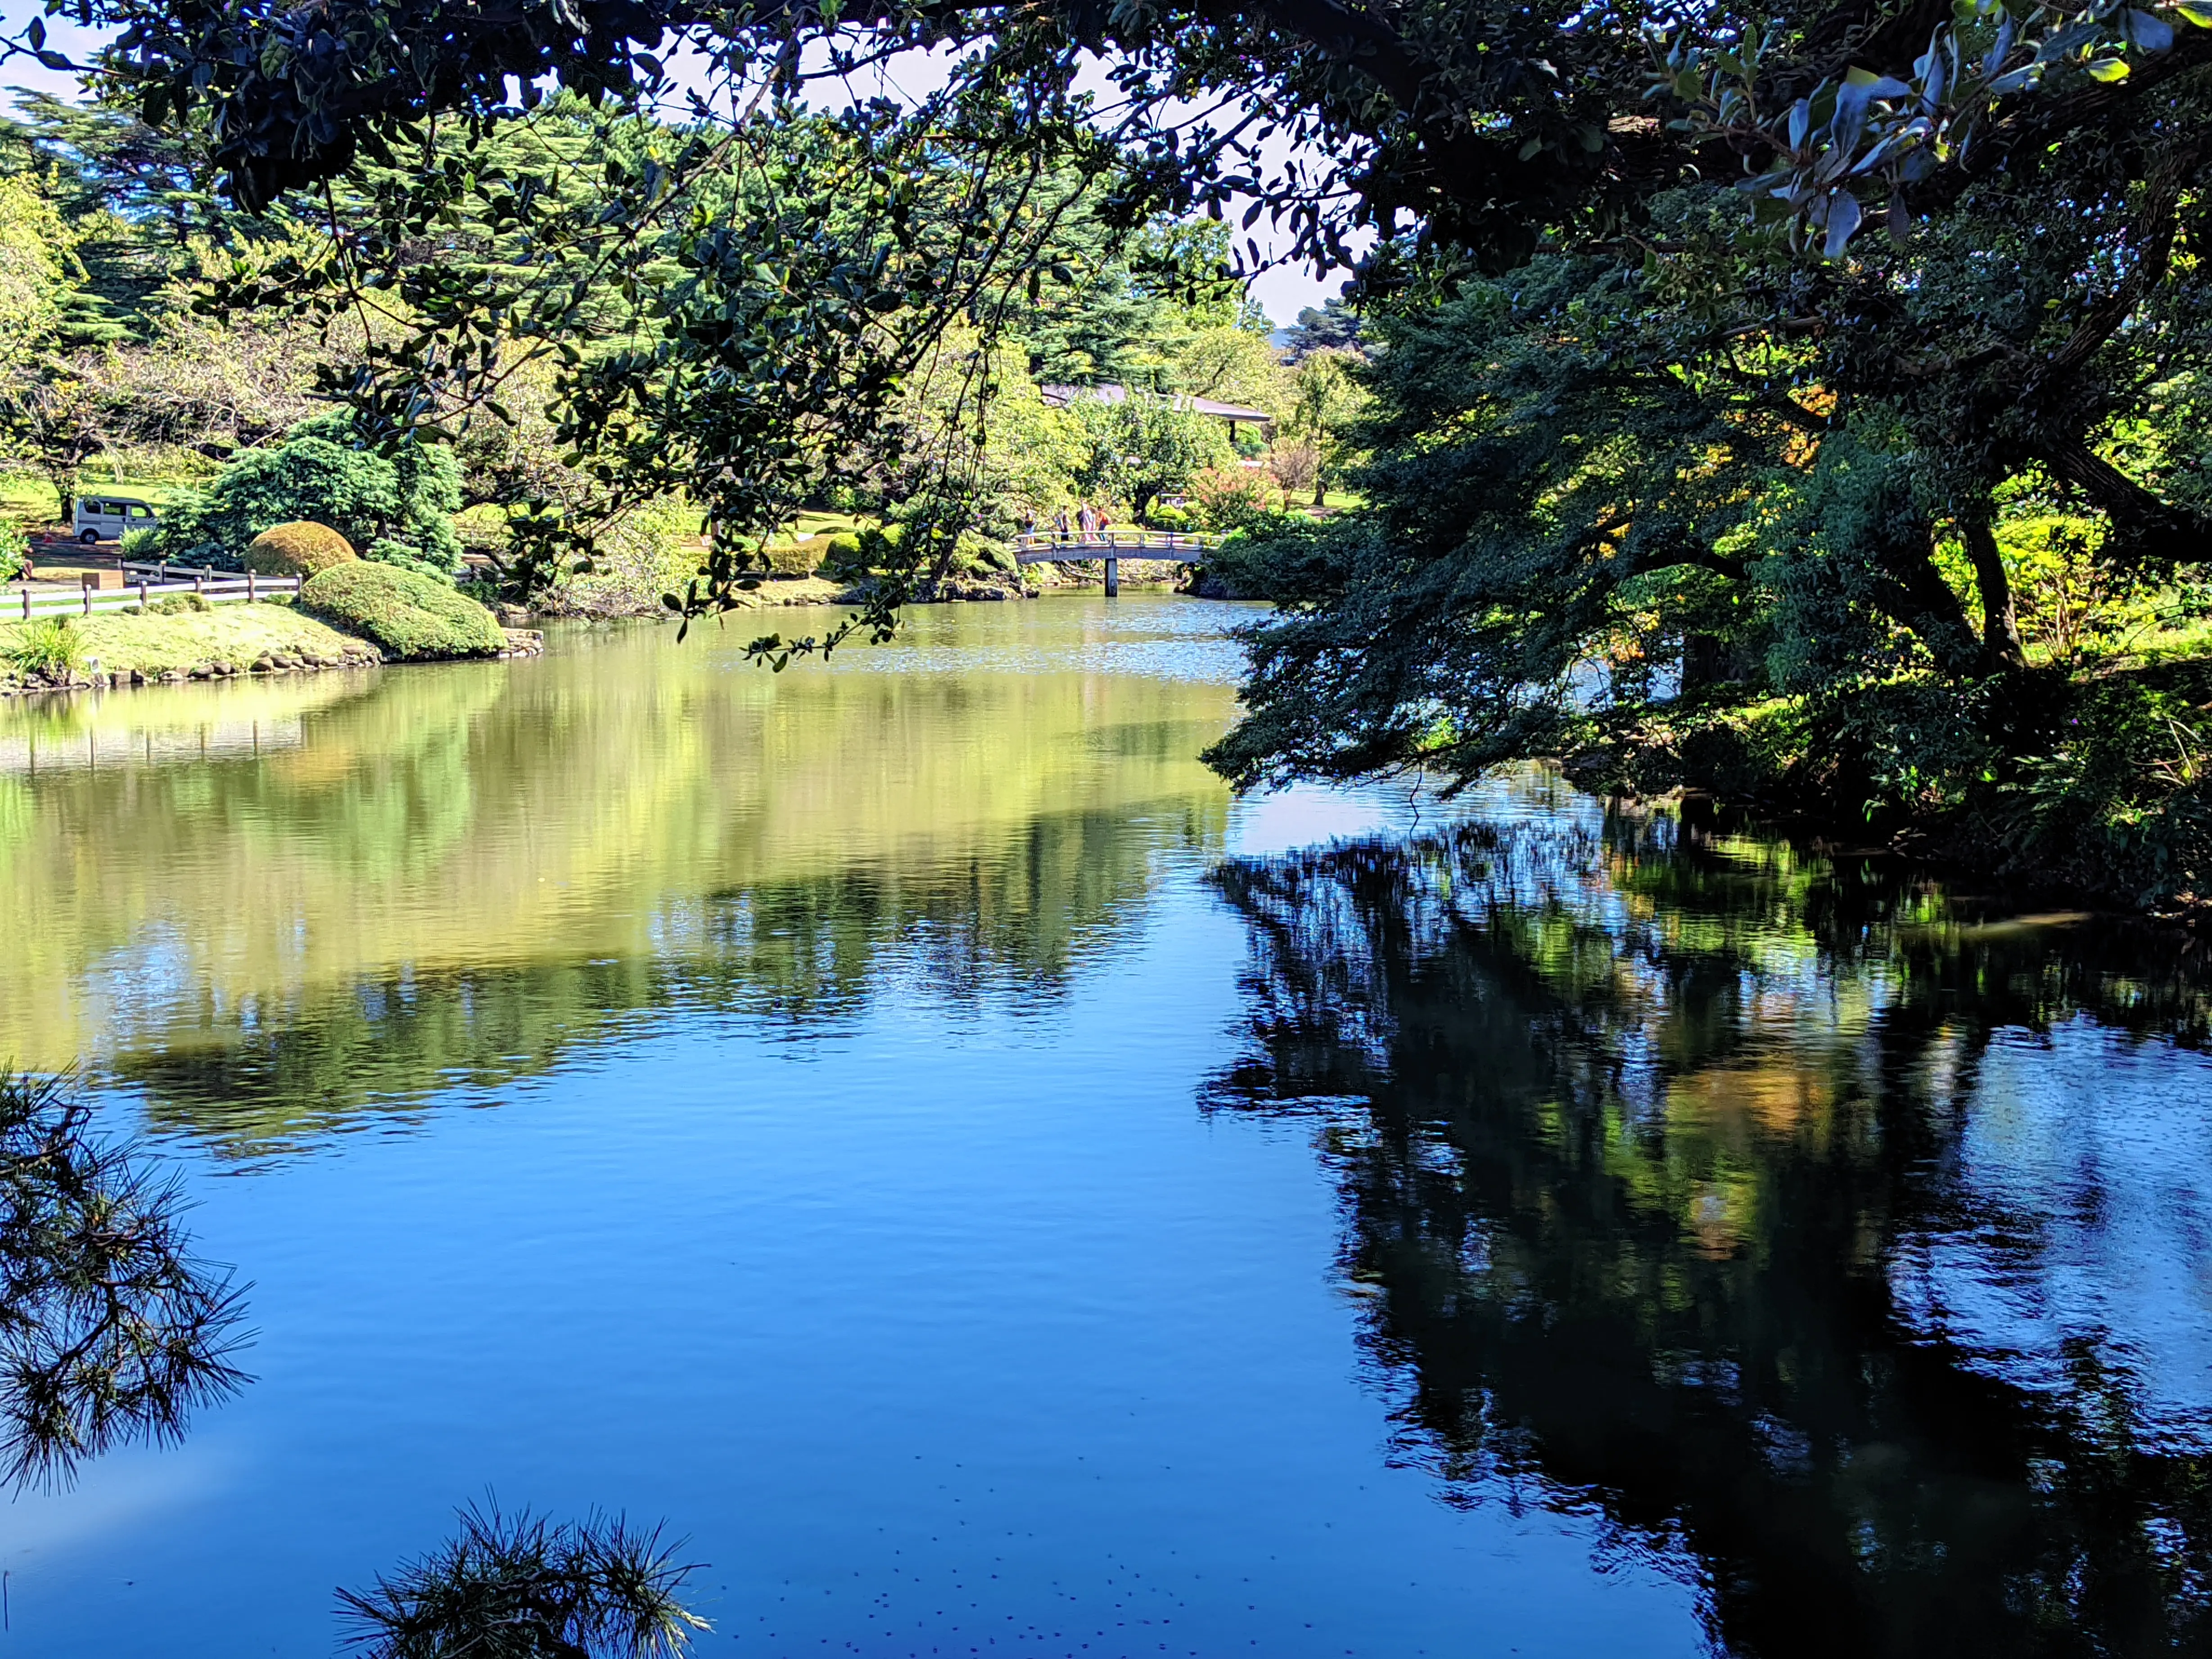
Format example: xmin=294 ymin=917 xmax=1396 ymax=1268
xmin=0 ymin=517 xmax=29 ymax=581
xmin=819 ymin=532 xmax=868 ymax=577
xmin=6 ymin=618 xmax=86 ymax=678
xmin=808 ymin=523 xmax=1005 ymax=582
xmin=244 ymin=520 xmax=358 ymax=577
xmin=547 ymin=496 xmax=699 ymax=617
xmin=819 ymin=525 xmax=898 ymax=580
xmin=763 ymin=534 xmax=832 ymax=577
xmin=301 ymin=564 xmax=505 ymax=660
xmin=1996 ymin=513 xmax=2123 ymax=663
xmin=0 ymin=175 xmax=67 ymax=357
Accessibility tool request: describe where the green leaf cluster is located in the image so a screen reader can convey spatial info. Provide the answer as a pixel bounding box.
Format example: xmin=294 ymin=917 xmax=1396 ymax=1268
xmin=299 ymin=561 xmax=506 ymax=660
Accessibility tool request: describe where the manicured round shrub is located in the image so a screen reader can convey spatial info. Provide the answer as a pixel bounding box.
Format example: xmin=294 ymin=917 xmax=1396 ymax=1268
xmin=763 ymin=533 xmax=832 ymax=577
xmin=817 ymin=524 xmax=903 ymax=580
xmin=299 ymin=562 xmax=506 ymax=661
xmin=245 ymin=520 xmax=357 ymax=577
xmin=817 ymin=532 xmax=867 ymax=578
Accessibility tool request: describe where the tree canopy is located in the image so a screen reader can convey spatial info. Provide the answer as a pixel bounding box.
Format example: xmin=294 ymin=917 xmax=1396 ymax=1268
xmin=7 ymin=0 xmax=2212 ymax=901
xmin=9 ymin=0 xmax=2194 ymax=623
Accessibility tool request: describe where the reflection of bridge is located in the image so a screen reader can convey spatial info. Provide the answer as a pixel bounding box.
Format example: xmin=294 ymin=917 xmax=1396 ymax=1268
xmin=1012 ymin=531 xmax=1223 ymax=596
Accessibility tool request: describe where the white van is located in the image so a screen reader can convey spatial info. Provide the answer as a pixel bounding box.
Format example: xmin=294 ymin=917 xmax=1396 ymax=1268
xmin=73 ymin=496 xmax=158 ymax=542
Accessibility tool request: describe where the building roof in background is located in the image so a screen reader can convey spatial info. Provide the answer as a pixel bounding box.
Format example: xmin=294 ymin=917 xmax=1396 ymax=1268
xmin=1038 ymin=383 xmax=1274 ymax=425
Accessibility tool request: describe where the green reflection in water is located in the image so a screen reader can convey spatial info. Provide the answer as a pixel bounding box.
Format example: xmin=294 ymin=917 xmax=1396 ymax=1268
xmin=0 ymin=602 xmax=1237 ymax=1151
xmin=1206 ymin=813 xmax=2212 ymax=1656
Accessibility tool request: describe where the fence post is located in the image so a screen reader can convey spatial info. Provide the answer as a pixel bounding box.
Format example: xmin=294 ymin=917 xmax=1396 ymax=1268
xmin=81 ymin=573 xmax=93 ymax=617
xmin=137 ymin=579 xmax=148 ymax=609
xmin=18 ymin=586 xmax=27 ymax=622
xmin=247 ymin=569 xmax=257 ymax=603
xmin=194 ymin=570 xmax=205 ymax=598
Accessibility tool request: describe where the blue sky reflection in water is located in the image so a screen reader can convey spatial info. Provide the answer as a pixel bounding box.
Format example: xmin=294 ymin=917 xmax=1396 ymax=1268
xmin=0 ymin=596 xmax=2209 ymax=1656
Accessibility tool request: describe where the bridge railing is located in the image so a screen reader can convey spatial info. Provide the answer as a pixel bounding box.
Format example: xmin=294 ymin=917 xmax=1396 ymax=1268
xmin=1011 ymin=530 xmax=1223 ymax=562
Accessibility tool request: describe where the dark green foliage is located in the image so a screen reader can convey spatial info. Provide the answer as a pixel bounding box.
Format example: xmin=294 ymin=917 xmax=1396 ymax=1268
xmin=1989 ymin=673 xmax=2212 ymax=909
xmin=0 ymin=1069 xmax=248 ymax=1490
xmin=1020 ymin=221 xmax=1244 ymax=386
xmin=23 ymin=0 xmax=2212 ymax=916
xmin=1194 ymin=516 xmax=1361 ymax=604
xmin=1202 ymin=141 xmax=2212 ymax=906
xmin=1280 ymin=299 xmax=1360 ymax=361
xmin=158 ymin=413 xmax=463 ymax=574
xmin=814 ymin=532 xmax=869 ymax=581
xmin=815 ymin=526 xmax=902 ymax=583
xmin=0 ymin=90 xmax=229 ymax=330
xmin=1551 ymin=665 xmax=2212 ymax=910
xmin=68 ymin=0 xmax=2212 ymax=300
xmin=337 ymin=1502 xmax=708 ymax=1658
xmin=301 ymin=562 xmax=506 ymax=660
xmin=1208 ymin=252 xmax=1788 ymax=789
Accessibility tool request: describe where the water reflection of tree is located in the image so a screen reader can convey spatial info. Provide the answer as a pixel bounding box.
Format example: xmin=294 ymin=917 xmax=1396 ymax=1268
xmin=120 ymin=803 xmax=1181 ymax=1154
xmin=1205 ymin=822 xmax=2212 ymax=1657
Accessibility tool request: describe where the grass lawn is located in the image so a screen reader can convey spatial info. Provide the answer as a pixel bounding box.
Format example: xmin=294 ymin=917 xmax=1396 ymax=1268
xmin=453 ymin=505 xmax=860 ymax=559
xmin=0 ymin=601 xmax=379 ymax=689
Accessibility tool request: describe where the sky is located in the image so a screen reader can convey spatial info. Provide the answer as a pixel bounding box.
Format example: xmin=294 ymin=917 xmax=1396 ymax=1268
xmin=783 ymin=41 xmax=1355 ymax=323
xmin=0 ymin=10 xmax=1351 ymax=324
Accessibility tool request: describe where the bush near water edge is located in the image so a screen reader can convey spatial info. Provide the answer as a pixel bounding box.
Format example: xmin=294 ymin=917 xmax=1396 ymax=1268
xmin=300 ymin=562 xmax=506 ymax=661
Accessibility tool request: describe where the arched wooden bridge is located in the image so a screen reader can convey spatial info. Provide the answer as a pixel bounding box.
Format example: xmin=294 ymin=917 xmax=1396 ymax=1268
xmin=1011 ymin=531 xmax=1223 ymax=595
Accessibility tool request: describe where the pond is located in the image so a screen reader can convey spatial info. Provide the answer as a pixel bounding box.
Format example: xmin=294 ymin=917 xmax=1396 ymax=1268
xmin=1 ymin=595 xmax=2210 ymax=1657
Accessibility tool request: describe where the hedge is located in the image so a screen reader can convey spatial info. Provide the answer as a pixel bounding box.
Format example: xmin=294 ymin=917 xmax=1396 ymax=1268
xmin=299 ymin=562 xmax=506 ymax=661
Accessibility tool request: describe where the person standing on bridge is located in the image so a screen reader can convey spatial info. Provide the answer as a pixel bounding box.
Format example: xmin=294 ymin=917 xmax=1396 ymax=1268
xmin=1054 ymin=505 xmax=1070 ymax=543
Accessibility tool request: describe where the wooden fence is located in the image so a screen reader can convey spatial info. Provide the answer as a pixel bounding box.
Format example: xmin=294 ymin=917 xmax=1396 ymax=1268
xmin=8 ymin=563 xmax=300 ymax=621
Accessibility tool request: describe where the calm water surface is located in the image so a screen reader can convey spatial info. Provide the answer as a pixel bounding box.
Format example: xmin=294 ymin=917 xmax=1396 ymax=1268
xmin=2 ymin=595 xmax=2211 ymax=1657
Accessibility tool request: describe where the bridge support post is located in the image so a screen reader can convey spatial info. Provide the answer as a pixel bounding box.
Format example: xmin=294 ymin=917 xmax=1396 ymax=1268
xmin=1105 ymin=556 xmax=1119 ymax=597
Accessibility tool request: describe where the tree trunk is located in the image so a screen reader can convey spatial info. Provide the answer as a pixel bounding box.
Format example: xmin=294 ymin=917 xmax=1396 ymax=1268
xmin=1959 ymin=518 xmax=2028 ymax=670
xmin=1873 ymin=520 xmax=1985 ymax=675
xmin=2036 ymin=437 xmax=2210 ymax=562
